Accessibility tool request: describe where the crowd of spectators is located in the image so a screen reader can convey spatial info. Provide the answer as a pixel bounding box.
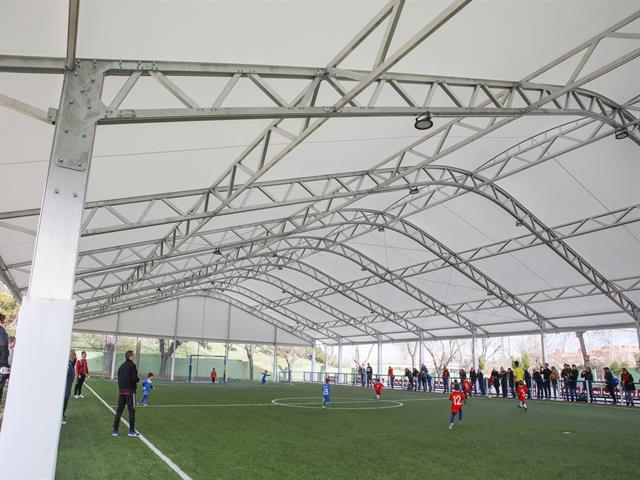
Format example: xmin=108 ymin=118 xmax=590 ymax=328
xmin=353 ymin=358 xmax=637 ymax=407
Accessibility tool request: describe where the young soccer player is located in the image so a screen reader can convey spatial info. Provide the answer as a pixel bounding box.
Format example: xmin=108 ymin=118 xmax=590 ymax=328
xmin=448 ymin=382 xmax=465 ymax=429
xmin=211 ymin=368 xmax=217 ymax=384
xmin=516 ymin=381 xmax=529 ymax=411
xmin=138 ymin=373 xmax=154 ymax=406
xmin=261 ymin=370 xmax=271 ymax=384
xmin=462 ymin=378 xmax=472 ymax=402
xmin=322 ymin=378 xmax=331 ymax=408
xmin=373 ymin=378 xmax=383 ymax=400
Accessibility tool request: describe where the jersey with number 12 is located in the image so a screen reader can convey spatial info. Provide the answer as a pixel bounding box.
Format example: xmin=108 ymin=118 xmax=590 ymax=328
xmin=449 ymin=391 xmax=464 ymax=412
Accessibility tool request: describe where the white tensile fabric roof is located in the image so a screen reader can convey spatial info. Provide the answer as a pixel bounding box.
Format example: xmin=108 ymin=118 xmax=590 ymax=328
xmin=0 ymin=0 xmax=639 ymax=346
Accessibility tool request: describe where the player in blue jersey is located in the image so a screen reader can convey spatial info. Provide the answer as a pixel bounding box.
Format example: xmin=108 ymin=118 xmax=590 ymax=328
xmin=261 ymin=370 xmax=271 ymax=384
xmin=322 ymin=378 xmax=331 ymax=408
xmin=138 ymin=373 xmax=154 ymax=406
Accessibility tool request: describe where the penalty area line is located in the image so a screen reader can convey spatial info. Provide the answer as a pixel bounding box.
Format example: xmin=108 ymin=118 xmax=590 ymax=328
xmin=85 ymin=383 xmax=193 ymax=480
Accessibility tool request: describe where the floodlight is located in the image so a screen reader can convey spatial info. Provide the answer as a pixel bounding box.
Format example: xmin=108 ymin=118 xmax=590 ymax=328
xmin=614 ymin=128 xmax=629 ymax=140
xmin=409 ymin=186 xmax=419 ymax=194
xmin=414 ymin=112 xmax=433 ymax=130
xmin=213 ymin=248 xmax=222 ymax=255
xmin=378 ymin=226 xmax=385 ymax=232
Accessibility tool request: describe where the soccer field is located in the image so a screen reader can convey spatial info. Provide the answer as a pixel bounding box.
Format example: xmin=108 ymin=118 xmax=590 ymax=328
xmin=55 ymin=380 xmax=639 ymax=480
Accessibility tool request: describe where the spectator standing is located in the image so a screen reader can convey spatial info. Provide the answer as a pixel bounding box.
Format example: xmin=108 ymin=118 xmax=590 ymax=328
xmin=62 ymin=350 xmax=76 ymax=424
xmin=569 ymin=364 xmax=579 ymax=402
xmin=581 ymin=367 xmax=594 ymax=403
xmin=387 ymin=366 xmax=395 ymax=389
xmin=500 ymin=367 xmax=508 ymax=398
xmin=366 ymin=363 xmax=373 ymax=388
xmin=491 ymin=368 xmax=500 ymax=397
xmin=442 ymin=367 xmax=451 ymax=393
xmin=459 ymin=368 xmax=467 ymax=383
xmin=477 ymin=369 xmax=486 ymax=396
xmin=620 ymin=368 xmax=635 ymax=407
xmin=412 ymin=367 xmax=419 ymax=392
xmin=0 ymin=334 xmax=15 ymax=404
xmin=0 ymin=313 xmax=9 ymax=403
xmin=508 ymin=368 xmax=515 ymax=398
xmin=532 ymin=369 xmax=544 ymax=399
xmin=360 ymin=365 xmax=366 ymax=387
xmin=404 ymin=368 xmax=414 ymax=391
xmin=524 ymin=368 xmax=532 ymax=399
xmin=418 ymin=365 xmax=427 ymax=392
xmin=561 ymin=364 xmax=572 ymax=401
xmin=603 ymin=367 xmax=618 ymax=405
xmin=74 ymin=351 xmax=90 ymax=399
xmin=541 ymin=363 xmax=552 ymax=399
xmin=513 ymin=361 xmax=524 ymax=386
xmin=550 ymin=366 xmax=559 ymax=399
xmin=470 ymin=368 xmax=478 ymax=396
xmin=425 ymin=366 xmax=433 ymax=392
xmin=112 ymin=350 xmax=141 ymax=437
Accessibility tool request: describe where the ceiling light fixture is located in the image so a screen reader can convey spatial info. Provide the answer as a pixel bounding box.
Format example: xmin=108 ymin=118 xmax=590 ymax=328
xmin=213 ymin=248 xmax=222 ymax=255
xmin=614 ymin=127 xmax=629 ymax=140
xmin=409 ymin=186 xmax=419 ymax=194
xmin=377 ymin=226 xmax=385 ymax=232
xmin=414 ymin=112 xmax=433 ymax=130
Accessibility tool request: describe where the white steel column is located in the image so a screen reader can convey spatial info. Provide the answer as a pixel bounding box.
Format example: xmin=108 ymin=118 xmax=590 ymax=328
xmin=311 ymin=340 xmax=317 ymax=382
xmin=541 ymin=331 xmax=547 ymax=364
xmin=472 ymin=333 xmax=478 ymax=370
xmin=0 ymin=60 xmax=105 ymax=479
xmin=272 ymin=327 xmax=278 ymax=383
xmin=110 ymin=335 xmax=119 ymax=380
xmin=418 ymin=333 xmax=424 ymax=367
xmin=324 ymin=345 xmax=328 ymax=377
xmin=337 ymin=338 xmax=343 ymax=384
xmin=377 ymin=337 xmax=383 ymax=377
xmin=170 ymin=299 xmax=179 ymax=381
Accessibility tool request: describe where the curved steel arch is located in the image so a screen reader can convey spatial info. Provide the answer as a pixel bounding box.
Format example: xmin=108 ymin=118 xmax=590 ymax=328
xmin=79 ymin=267 xmax=394 ymax=341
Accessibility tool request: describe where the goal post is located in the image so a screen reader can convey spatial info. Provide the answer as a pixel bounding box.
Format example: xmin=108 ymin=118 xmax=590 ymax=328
xmin=188 ymin=354 xmax=226 ymax=383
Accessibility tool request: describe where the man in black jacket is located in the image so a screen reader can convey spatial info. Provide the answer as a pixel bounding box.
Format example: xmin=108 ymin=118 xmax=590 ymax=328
xmin=0 ymin=313 xmax=10 ymax=403
xmin=112 ymin=350 xmax=140 ymax=437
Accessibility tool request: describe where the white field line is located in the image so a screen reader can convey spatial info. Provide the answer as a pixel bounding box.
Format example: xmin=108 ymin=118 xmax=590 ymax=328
xmin=135 ymin=403 xmax=275 ymax=408
xmin=85 ymin=383 xmax=193 ymax=480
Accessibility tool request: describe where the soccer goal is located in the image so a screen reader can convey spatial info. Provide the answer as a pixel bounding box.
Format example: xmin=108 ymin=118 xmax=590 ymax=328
xmin=187 ymin=354 xmax=227 ymax=383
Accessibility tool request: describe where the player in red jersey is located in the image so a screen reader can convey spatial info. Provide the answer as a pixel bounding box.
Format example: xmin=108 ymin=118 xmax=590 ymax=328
xmin=448 ymin=382 xmax=465 ymax=429
xmin=516 ymin=381 xmax=529 ymax=411
xmin=373 ymin=378 xmax=384 ymax=400
xmin=462 ymin=379 xmax=472 ymax=402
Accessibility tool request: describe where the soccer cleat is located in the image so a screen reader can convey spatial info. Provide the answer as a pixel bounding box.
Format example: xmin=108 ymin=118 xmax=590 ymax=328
xmin=448 ymin=423 xmax=454 ymax=430
xmin=79 ymin=395 xmax=84 ymax=399
xmin=524 ymin=405 xmax=527 ymax=411
xmin=111 ymin=430 xmax=119 ymax=437
xmin=62 ymin=419 xmax=67 ymax=425
xmin=458 ymin=421 xmax=463 ymax=424
xmin=128 ymin=430 xmax=141 ymax=437
xmin=322 ymin=405 xmax=326 ymax=409
xmin=74 ymin=395 xmax=79 ymax=399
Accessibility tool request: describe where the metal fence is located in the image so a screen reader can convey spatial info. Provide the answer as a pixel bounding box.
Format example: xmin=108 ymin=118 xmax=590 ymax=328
xmin=281 ymin=371 xmax=640 ymax=406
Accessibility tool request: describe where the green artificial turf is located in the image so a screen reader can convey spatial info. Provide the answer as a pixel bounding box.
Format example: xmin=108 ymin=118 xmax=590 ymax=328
xmin=56 ymin=380 xmax=640 ymax=480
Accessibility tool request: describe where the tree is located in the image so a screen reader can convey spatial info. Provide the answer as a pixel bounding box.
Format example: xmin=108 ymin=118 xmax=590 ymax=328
xmin=352 ymin=345 xmax=374 ymax=368
xmin=406 ymin=342 xmax=418 ymax=368
xmin=520 ymin=351 xmax=532 ymax=370
xmin=575 ymin=330 xmax=590 ymax=366
xmin=159 ymin=338 xmax=182 ymax=377
xmin=634 ymin=352 xmax=640 ymax=370
xmin=244 ymin=344 xmax=257 ymax=380
xmin=279 ymin=346 xmax=302 ymax=371
xmin=423 ymin=340 xmax=461 ymax=377
xmin=0 ymin=291 xmax=18 ymax=334
xmin=479 ymin=338 xmax=502 ymax=371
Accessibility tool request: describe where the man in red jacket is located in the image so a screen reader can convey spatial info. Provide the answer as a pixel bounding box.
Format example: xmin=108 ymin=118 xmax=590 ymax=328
xmin=74 ymin=351 xmax=90 ymax=399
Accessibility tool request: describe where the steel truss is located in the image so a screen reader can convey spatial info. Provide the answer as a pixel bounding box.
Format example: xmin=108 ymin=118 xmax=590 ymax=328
xmin=51 ymin=163 xmax=640 ymax=325
xmin=0 ymin=3 xmax=638 ymax=338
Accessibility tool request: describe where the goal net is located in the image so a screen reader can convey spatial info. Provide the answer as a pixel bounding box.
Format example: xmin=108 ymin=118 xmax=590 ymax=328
xmin=188 ymin=354 xmax=226 ymax=383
